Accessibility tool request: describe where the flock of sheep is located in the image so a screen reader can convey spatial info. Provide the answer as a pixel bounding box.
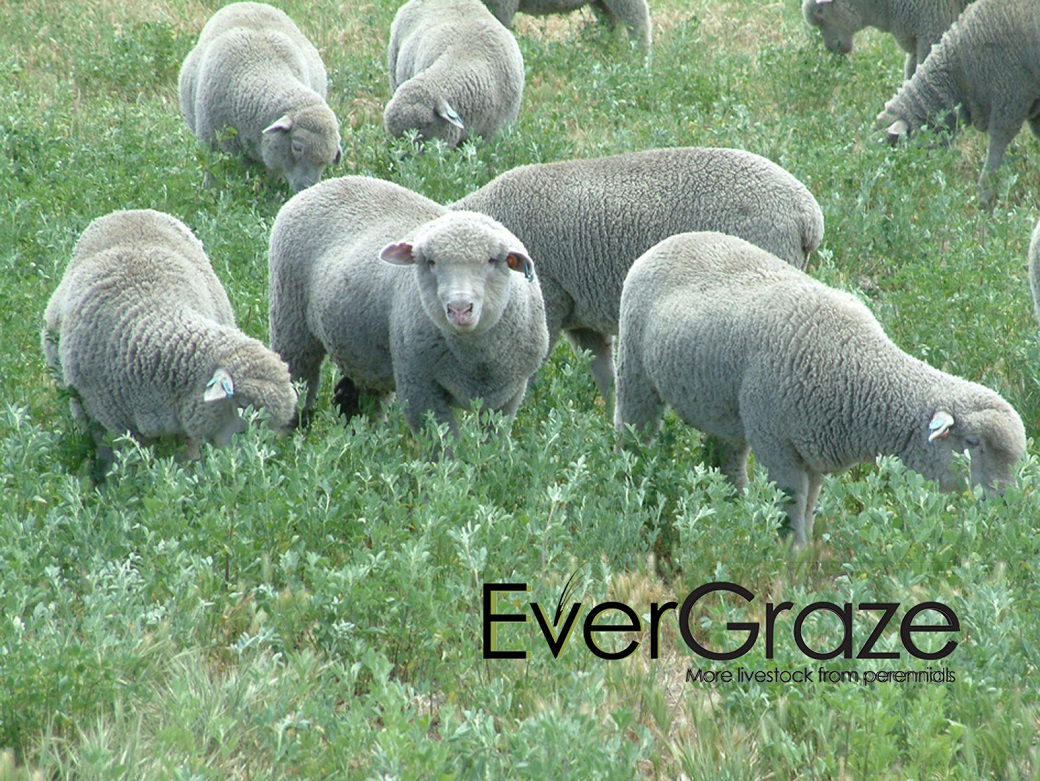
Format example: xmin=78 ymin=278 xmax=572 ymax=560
xmin=42 ymin=0 xmax=1040 ymax=548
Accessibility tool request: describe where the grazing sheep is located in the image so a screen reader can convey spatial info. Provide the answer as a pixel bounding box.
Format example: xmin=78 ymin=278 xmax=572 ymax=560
xmin=614 ymin=231 xmax=1026 ymax=549
xmin=802 ymin=0 xmax=971 ymax=79
xmin=385 ymin=0 xmax=524 ymax=148
xmin=267 ymin=176 xmax=548 ymax=435
xmin=179 ymin=1 xmax=342 ymax=192
xmin=876 ymin=0 xmax=1040 ymax=209
xmin=453 ymin=147 xmax=824 ymax=405
xmin=481 ymin=0 xmax=651 ymax=53
xmin=43 ymin=210 xmax=297 ymax=470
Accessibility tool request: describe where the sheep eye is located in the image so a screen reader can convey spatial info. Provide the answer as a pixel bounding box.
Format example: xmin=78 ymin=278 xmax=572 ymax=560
xmin=488 ymin=257 xmax=497 ymax=266
xmin=965 ymin=437 xmax=981 ymax=449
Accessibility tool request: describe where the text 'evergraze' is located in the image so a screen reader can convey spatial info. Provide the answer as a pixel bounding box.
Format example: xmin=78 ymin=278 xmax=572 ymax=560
xmin=482 ymin=581 xmax=959 ymax=661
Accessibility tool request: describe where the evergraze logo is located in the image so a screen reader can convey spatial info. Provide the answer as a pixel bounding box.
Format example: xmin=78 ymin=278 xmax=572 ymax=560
xmin=482 ymin=579 xmax=960 ymax=664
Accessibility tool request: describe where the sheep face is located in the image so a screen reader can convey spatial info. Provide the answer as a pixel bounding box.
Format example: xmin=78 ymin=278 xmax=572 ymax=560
xmin=384 ymin=81 xmax=467 ymax=148
xmin=802 ymin=0 xmax=858 ymax=55
xmin=381 ymin=213 xmax=533 ymax=336
xmin=261 ymin=105 xmax=342 ymax=192
xmin=922 ymin=402 xmax=1026 ymax=494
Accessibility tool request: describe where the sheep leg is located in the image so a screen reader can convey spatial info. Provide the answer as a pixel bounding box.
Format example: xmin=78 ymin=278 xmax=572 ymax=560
xmin=397 ymin=372 xmax=459 ymax=438
xmin=594 ymin=0 xmax=651 ymax=51
xmin=978 ymin=131 xmax=1014 ymax=210
xmin=87 ymin=417 xmax=115 ymax=479
xmin=566 ymin=327 xmax=615 ymax=408
xmin=613 ymin=351 xmax=663 ymax=441
xmin=755 ymin=447 xmax=813 ymax=549
xmin=489 ymin=0 xmax=520 ymax=27
xmin=716 ymin=437 xmax=751 ymax=492
xmin=332 ymin=376 xmax=362 ymax=421
xmin=497 ymin=384 xmax=528 ymax=424
xmin=1029 ymin=114 xmax=1040 ymax=140
xmin=803 ymin=473 xmax=824 ymax=541
xmin=279 ymin=345 xmax=324 ymax=427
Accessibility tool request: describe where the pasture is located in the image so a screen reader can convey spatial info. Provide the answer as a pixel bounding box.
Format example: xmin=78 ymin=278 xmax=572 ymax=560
xmin=2 ymin=0 xmax=1040 ymax=777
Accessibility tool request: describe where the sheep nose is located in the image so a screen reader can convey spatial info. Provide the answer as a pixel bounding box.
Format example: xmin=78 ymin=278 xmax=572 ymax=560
xmin=446 ymin=301 xmax=476 ymax=328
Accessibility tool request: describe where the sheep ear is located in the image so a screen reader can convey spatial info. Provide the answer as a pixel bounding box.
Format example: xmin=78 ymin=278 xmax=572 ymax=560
xmin=506 ymin=251 xmax=535 ymax=282
xmin=380 ymin=241 xmax=416 ymax=265
xmin=928 ymin=410 xmax=955 ymax=442
xmin=263 ymin=115 xmax=294 ymax=135
xmin=204 ymin=367 xmax=235 ymax=403
xmin=436 ymin=100 xmax=465 ymax=130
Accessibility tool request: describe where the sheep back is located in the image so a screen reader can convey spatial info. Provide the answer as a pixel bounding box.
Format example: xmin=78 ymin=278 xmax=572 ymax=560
xmin=385 ymin=0 xmax=524 ymax=147
xmin=615 ymin=231 xmax=1025 ymax=547
xmin=268 ymin=176 xmax=548 ymax=432
xmin=453 ymin=147 xmax=823 ymax=401
xmin=179 ymin=1 xmax=341 ymax=192
xmin=875 ymin=0 xmax=1040 ymax=207
xmin=44 ymin=209 xmax=296 ymax=459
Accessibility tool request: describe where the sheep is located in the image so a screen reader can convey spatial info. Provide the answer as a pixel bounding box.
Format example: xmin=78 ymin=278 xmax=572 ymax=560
xmin=267 ymin=175 xmax=549 ymax=436
xmin=875 ymin=0 xmax=1040 ymax=209
xmin=614 ymin=231 xmax=1026 ymax=549
xmin=801 ymin=0 xmax=971 ymax=79
xmin=179 ymin=1 xmax=342 ymax=192
xmin=43 ymin=209 xmax=297 ymax=471
xmin=385 ymin=0 xmax=524 ymax=148
xmin=481 ymin=0 xmax=651 ymax=54
xmin=452 ymin=146 xmax=824 ymax=406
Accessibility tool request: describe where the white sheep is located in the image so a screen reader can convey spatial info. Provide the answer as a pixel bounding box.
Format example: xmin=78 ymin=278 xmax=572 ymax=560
xmin=452 ymin=147 xmax=824 ymax=405
xmin=43 ymin=209 xmax=297 ymax=469
xmin=802 ymin=0 xmax=971 ymax=79
xmin=385 ymin=0 xmax=525 ymax=148
xmin=876 ymin=0 xmax=1040 ymax=209
xmin=267 ymin=175 xmax=549 ymax=435
xmin=179 ymin=1 xmax=342 ymax=192
xmin=481 ymin=0 xmax=651 ymax=53
xmin=614 ymin=231 xmax=1026 ymax=549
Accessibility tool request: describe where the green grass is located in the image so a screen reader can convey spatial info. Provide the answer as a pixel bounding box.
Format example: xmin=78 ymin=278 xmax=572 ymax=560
xmin=3 ymin=0 xmax=1040 ymax=777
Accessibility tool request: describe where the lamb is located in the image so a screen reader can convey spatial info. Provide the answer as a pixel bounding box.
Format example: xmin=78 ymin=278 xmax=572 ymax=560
xmin=875 ymin=0 xmax=1040 ymax=209
xmin=481 ymin=0 xmax=651 ymax=54
xmin=385 ymin=0 xmax=524 ymax=148
xmin=179 ymin=1 xmax=342 ymax=192
xmin=452 ymin=147 xmax=824 ymax=405
xmin=267 ymin=175 xmax=549 ymax=435
xmin=802 ymin=0 xmax=971 ymax=79
xmin=614 ymin=231 xmax=1026 ymax=549
xmin=43 ymin=209 xmax=297 ymax=470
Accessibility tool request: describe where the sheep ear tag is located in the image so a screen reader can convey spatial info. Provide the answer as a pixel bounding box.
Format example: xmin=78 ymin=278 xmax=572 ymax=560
xmin=506 ymin=252 xmax=535 ymax=282
xmin=928 ymin=411 xmax=954 ymax=442
xmin=437 ymin=101 xmax=465 ymax=131
xmin=204 ymin=368 xmax=235 ymax=403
